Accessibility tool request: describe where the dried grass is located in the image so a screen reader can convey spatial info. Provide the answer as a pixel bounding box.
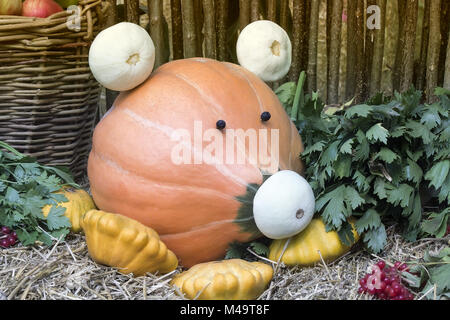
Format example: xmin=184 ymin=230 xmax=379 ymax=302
xmin=1 ymin=222 xmax=448 ymax=300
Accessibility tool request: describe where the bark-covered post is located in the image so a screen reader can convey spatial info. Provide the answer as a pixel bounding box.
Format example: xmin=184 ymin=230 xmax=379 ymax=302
xmin=438 ymin=0 xmax=450 ymax=85
xmin=279 ymin=0 xmax=290 ymax=31
xmin=171 ymin=0 xmax=184 ymax=60
xmin=416 ymin=0 xmax=430 ymax=91
xmin=289 ymin=0 xmax=307 ymax=82
xmin=426 ymin=0 xmax=441 ymax=102
xmin=251 ymin=0 xmax=260 ymax=21
xmin=355 ymin=0 xmax=365 ymax=103
xmin=345 ymin=0 xmax=357 ymax=100
xmin=216 ymin=0 xmax=228 ymax=61
xmin=203 ymin=0 xmax=216 ymax=59
xmin=148 ymin=0 xmax=167 ymax=68
xmin=369 ymin=0 xmax=387 ymax=96
xmin=182 ymin=0 xmax=197 ymax=58
xmin=307 ymin=0 xmax=320 ymax=93
xmin=126 ymin=0 xmax=140 ymax=24
xmin=327 ymin=0 xmax=342 ymax=104
xmin=267 ymin=0 xmax=277 ymax=21
xmin=105 ymin=0 xmax=119 ymax=112
xmin=194 ymin=0 xmax=204 ymax=57
xmin=444 ymin=32 xmax=450 ymax=90
xmin=399 ymin=0 xmax=419 ymax=93
xmin=239 ymin=0 xmax=251 ymax=30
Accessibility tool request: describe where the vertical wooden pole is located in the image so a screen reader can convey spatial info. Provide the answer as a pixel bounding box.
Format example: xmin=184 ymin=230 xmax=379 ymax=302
xmin=251 ymin=0 xmax=260 ymax=21
xmin=126 ymin=0 xmax=140 ymax=24
xmin=355 ymin=0 xmax=365 ymax=102
xmin=148 ymin=0 xmax=168 ymax=68
xmin=105 ymin=0 xmax=119 ymax=112
xmin=438 ymin=0 xmax=450 ymax=85
xmin=279 ymin=0 xmax=290 ymax=31
xmin=216 ymin=0 xmax=228 ymax=61
xmin=345 ymin=0 xmax=357 ymax=100
xmin=426 ymin=0 xmax=441 ymax=101
xmin=399 ymin=0 xmax=419 ymax=92
xmin=444 ymin=32 xmax=450 ymax=90
xmin=416 ymin=0 xmax=430 ymax=91
xmin=307 ymin=0 xmax=320 ymax=93
xmin=327 ymin=0 xmax=342 ymax=103
xmin=267 ymin=0 xmax=277 ymax=21
xmin=203 ymin=0 xmax=216 ymax=59
xmin=171 ymin=0 xmax=184 ymax=60
xmin=289 ymin=0 xmax=307 ymax=82
xmin=194 ymin=0 xmax=204 ymax=56
xmin=370 ymin=0 xmax=387 ymax=96
xmin=182 ymin=0 xmax=197 ymax=58
xmin=239 ymin=0 xmax=251 ymax=31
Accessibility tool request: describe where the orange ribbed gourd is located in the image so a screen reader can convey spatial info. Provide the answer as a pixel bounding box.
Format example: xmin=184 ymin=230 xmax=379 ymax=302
xmin=88 ymin=58 xmax=304 ymax=267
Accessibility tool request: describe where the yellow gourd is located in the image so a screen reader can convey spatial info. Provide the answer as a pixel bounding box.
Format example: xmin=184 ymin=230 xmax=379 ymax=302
xmin=42 ymin=187 xmax=96 ymax=233
xmin=269 ymin=218 xmax=359 ymax=266
xmin=80 ymin=209 xmax=178 ymax=276
xmin=171 ymin=259 xmax=273 ymax=300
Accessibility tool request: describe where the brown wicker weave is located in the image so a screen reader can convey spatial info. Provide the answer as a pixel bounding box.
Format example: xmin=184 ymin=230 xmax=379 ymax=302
xmin=0 ymin=0 xmax=109 ymax=181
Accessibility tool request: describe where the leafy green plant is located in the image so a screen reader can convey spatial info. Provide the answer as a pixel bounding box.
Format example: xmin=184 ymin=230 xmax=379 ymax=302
xmin=276 ymin=81 xmax=450 ymax=253
xmin=406 ymin=247 xmax=450 ymax=300
xmin=0 ymin=141 xmax=78 ymax=246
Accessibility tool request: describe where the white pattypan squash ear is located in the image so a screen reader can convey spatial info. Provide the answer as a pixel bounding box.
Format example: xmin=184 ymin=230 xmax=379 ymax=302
xmin=236 ymin=20 xmax=292 ymax=82
xmin=253 ymin=170 xmax=315 ymax=239
xmin=89 ymin=22 xmax=156 ymax=92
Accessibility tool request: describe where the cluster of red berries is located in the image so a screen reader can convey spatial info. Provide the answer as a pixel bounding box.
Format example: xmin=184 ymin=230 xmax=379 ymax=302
xmin=358 ymin=260 xmax=415 ymax=300
xmin=0 ymin=226 xmax=18 ymax=248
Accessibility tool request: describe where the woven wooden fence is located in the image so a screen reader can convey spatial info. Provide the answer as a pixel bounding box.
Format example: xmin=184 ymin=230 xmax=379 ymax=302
xmin=106 ymin=0 xmax=450 ymax=107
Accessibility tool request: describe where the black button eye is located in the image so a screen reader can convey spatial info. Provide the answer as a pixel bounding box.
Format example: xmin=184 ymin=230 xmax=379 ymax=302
xmin=216 ymin=120 xmax=226 ymax=130
xmin=261 ymin=111 xmax=271 ymax=122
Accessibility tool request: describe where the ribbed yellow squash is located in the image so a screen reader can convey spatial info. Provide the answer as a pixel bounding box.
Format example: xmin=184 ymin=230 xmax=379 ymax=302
xmin=81 ymin=210 xmax=178 ymax=276
xmin=171 ymin=259 xmax=273 ymax=300
xmin=269 ymin=218 xmax=359 ymax=266
xmin=42 ymin=187 xmax=96 ymax=233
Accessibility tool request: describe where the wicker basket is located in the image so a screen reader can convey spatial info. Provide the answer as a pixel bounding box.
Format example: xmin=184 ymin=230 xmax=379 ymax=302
xmin=0 ymin=0 xmax=109 ymax=181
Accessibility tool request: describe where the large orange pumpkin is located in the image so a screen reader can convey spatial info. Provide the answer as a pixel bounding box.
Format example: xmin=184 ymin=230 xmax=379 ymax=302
xmin=88 ymin=58 xmax=304 ymax=267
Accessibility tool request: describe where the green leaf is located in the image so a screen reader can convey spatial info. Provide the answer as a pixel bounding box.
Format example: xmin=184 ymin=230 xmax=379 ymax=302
xmin=46 ymin=206 xmax=71 ymax=230
xmin=366 ymin=123 xmax=389 ymax=144
xmin=345 ymin=186 xmax=365 ymax=209
xmin=5 ymin=187 xmax=20 ymax=203
xmin=374 ymin=147 xmax=399 ymax=164
xmin=403 ymin=158 xmax=423 ymax=185
xmin=374 ymin=178 xmax=388 ymax=200
xmin=363 ymin=225 xmax=387 ymax=253
xmin=339 ymin=138 xmax=354 ymax=154
xmin=250 ymin=242 xmax=269 ymax=257
xmin=429 ymin=263 xmax=450 ymax=293
xmin=355 ymin=209 xmax=382 ymax=234
xmin=316 ymin=185 xmax=348 ymax=229
xmin=225 ymin=241 xmax=246 ymax=260
xmin=354 ymin=130 xmax=370 ymax=161
xmin=344 ymin=104 xmax=374 ymax=118
xmin=425 ymin=160 xmax=450 ymax=190
xmin=352 ymin=171 xmax=371 ymax=192
xmin=334 ymin=155 xmax=352 ymax=178
xmin=319 ymin=140 xmax=341 ymax=167
xmin=337 ymin=222 xmax=356 ymax=247
xmin=303 ymin=141 xmax=326 ymax=156
xmin=421 ymin=208 xmax=449 ymax=238
xmin=386 ymin=183 xmax=414 ymax=208
xmin=405 ymin=120 xmax=435 ymax=145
